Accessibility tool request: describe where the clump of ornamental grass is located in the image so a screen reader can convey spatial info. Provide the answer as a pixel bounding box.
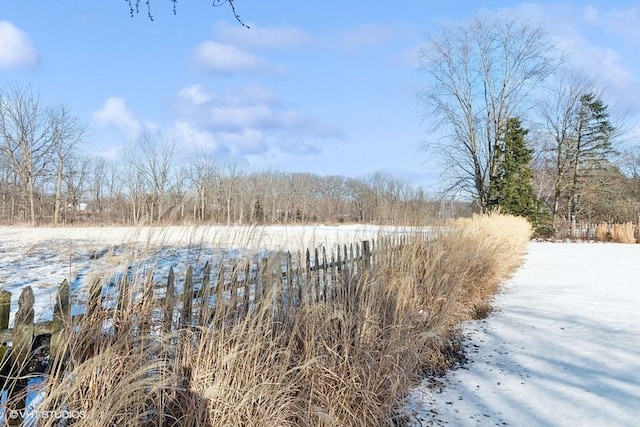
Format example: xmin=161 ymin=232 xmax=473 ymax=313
xmin=166 ymin=293 xmax=307 ymax=427
xmin=36 ymin=273 xmax=177 ymax=427
xmin=595 ymin=223 xmax=637 ymax=243
xmin=610 ymin=222 xmax=636 ymax=244
xmin=595 ymin=223 xmax=611 ymax=242
xmin=445 ymin=213 xmax=531 ymax=318
xmin=31 ymin=214 xmax=530 ymax=426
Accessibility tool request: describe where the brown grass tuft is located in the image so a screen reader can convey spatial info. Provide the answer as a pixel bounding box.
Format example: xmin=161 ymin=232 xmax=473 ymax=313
xmin=595 ymin=223 xmax=611 ymax=242
xmin=611 ymin=223 xmax=636 ymax=244
xmin=595 ymin=223 xmax=637 ymax=243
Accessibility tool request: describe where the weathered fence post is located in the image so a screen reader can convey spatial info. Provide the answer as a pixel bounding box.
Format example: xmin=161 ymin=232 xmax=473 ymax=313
xmin=7 ymin=287 xmax=35 ymax=426
xmin=198 ymin=261 xmax=213 ymax=326
xmin=228 ymin=261 xmax=240 ymax=323
xmin=362 ymin=240 xmax=371 ymax=269
xmin=139 ymin=272 xmax=154 ymax=338
xmin=181 ymin=266 xmax=194 ymax=327
xmin=258 ymin=256 xmax=269 ymax=306
xmin=305 ymin=248 xmax=311 ymax=305
xmin=329 ymin=251 xmax=337 ymax=304
xmin=268 ymin=254 xmax=281 ymax=332
xmin=12 ymin=287 xmax=35 ymax=367
xmin=50 ymin=279 xmax=71 ymax=360
xmin=195 ymin=261 xmax=211 ymax=326
xmin=164 ymin=267 xmax=175 ymax=332
xmin=321 ymin=246 xmax=328 ymax=302
xmin=335 ymin=246 xmax=344 ymax=303
xmin=341 ymin=244 xmax=349 ymax=290
xmin=214 ymin=261 xmax=226 ymax=324
xmin=0 ymin=290 xmax=10 ymax=362
xmin=286 ymin=251 xmax=294 ymax=311
xmin=243 ymin=261 xmax=251 ymax=316
xmin=313 ymin=248 xmax=320 ymax=303
xmin=202 ymin=261 xmax=212 ymax=291
xmin=0 ymin=290 xmax=10 ymax=331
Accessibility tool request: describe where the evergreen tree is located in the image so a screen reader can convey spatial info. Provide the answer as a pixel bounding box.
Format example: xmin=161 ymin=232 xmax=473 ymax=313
xmin=568 ymin=93 xmax=615 ymax=231
xmin=488 ymin=118 xmax=550 ymax=233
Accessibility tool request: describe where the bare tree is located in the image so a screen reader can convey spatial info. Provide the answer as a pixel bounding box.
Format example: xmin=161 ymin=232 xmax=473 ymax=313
xmin=0 ymin=148 xmax=18 ymax=222
xmin=139 ymin=133 xmax=175 ymax=222
xmin=188 ymin=150 xmax=220 ymax=222
xmin=88 ymin=157 xmax=108 ymax=214
xmin=0 ymin=85 xmax=55 ymax=225
xmin=121 ymin=133 xmax=176 ymax=223
xmin=49 ymin=105 xmax=85 ymax=224
xmin=538 ymin=71 xmax=617 ymax=230
xmin=538 ymin=72 xmax=591 ymax=219
xmin=219 ymin=162 xmax=243 ymax=225
xmin=619 ymin=147 xmax=640 ymax=222
xmin=418 ymin=14 xmax=558 ymax=209
xmin=63 ymin=156 xmax=90 ymax=223
xmin=122 ymin=144 xmax=144 ymax=223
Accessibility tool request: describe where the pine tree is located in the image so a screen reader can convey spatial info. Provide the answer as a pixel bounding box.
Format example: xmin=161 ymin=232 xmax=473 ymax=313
xmin=568 ymin=93 xmax=615 ymax=232
xmin=488 ymin=118 xmax=550 ymax=233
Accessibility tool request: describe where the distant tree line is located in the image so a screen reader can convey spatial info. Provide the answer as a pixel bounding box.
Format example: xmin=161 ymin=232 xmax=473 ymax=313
xmin=0 ymin=84 xmax=450 ymax=226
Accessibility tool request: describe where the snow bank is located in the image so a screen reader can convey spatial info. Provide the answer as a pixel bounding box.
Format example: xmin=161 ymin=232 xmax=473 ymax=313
xmin=407 ymin=242 xmax=640 ymax=426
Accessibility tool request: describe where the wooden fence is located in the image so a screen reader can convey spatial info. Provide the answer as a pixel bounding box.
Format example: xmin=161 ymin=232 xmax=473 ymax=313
xmin=0 ymin=236 xmax=418 ymax=398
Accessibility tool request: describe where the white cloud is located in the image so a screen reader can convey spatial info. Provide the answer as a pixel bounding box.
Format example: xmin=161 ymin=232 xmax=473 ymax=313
xmin=176 ymin=84 xmax=340 ymax=135
xmin=92 ymin=97 xmax=142 ymax=139
xmin=216 ymin=129 xmax=267 ymax=155
xmin=192 ymin=22 xmax=307 ymax=74
xmin=568 ymin=42 xmax=634 ymax=85
xmin=581 ymin=5 xmax=640 ymax=43
xmin=193 ymin=41 xmax=265 ymax=73
xmin=177 ymin=85 xmax=212 ymax=105
xmin=213 ymin=21 xmax=312 ymax=50
xmin=509 ymin=3 xmax=640 ymax=112
xmin=231 ymin=84 xmax=279 ymax=104
xmin=169 ymin=120 xmax=219 ymax=152
xmin=0 ymin=21 xmax=38 ymax=69
xmin=583 ymin=5 xmax=600 ymax=22
xmin=278 ymin=139 xmax=322 ymax=155
xmin=93 ymin=144 xmax=124 ymax=160
xmin=172 ymin=84 xmax=342 ymax=158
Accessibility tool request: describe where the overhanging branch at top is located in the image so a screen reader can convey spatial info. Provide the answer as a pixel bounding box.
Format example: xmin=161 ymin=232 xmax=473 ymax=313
xmin=125 ymin=0 xmax=249 ymax=27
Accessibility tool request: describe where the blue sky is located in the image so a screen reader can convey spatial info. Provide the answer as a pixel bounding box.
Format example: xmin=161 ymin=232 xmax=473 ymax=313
xmin=2 ymin=1 xmax=640 ymax=191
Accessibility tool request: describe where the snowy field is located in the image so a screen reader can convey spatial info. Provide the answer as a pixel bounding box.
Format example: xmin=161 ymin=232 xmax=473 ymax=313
xmin=0 ymin=224 xmax=407 ymax=324
xmin=406 ymin=242 xmax=640 ymax=426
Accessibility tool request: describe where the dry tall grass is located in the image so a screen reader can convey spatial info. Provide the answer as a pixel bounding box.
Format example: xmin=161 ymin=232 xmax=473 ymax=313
xmin=595 ymin=223 xmax=637 ymax=243
xmin=24 ymin=214 xmax=531 ymax=426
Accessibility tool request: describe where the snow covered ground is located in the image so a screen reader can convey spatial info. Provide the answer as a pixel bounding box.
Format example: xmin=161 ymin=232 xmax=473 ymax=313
xmin=407 ymin=242 xmax=640 ymax=426
xmin=0 ymin=224 xmax=408 ymax=324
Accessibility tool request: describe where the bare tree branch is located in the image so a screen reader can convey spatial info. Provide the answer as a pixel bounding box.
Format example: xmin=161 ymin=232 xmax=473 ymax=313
xmin=125 ymin=0 xmax=249 ymax=27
